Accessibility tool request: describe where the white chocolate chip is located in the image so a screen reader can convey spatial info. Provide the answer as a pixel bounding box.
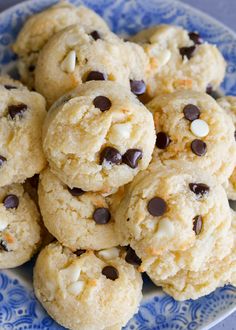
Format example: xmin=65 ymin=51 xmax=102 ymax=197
xmin=98 ymin=248 xmax=119 ymax=260
xmin=109 ymin=123 xmax=131 ymax=144
xmin=61 ymin=50 xmax=76 ymax=73
xmin=67 ymin=281 xmax=85 ymax=296
xmin=60 ymin=262 xmax=81 ymax=282
xmin=0 ymin=219 xmax=8 ymax=231
xmin=150 ymin=26 xmax=176 ymax=43
xmin=157 ymin=49 xmax=171 ymax=68
xmin=190 ymin=119 xmax=209 ymax=138
xmin=157 ymin=219 xmax=174 ymax=238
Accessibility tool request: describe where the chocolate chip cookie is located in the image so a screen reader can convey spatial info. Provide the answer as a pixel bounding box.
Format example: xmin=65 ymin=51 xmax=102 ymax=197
xmin=34 ymin=242 xmax=142 ymax=330
xmin=42 ymin=81 xmax=155 ymax=193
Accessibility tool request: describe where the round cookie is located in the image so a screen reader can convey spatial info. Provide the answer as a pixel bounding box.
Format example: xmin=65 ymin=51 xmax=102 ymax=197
xmin=0 ymin=78 xmax=46 ymax=186
xmin=114 ymin=162 xmax=233 ymax=281
xmin=0 ymin=183 xmax=41 ymax=268
xmin=38 ymin=168 xmax=120 ymax=250
xmin=155 ymin=210 xmax=236 ymax=300
xmin=147 ymin=90 xmax=236 ymax=184
xmin=131 ymin=25 xmax=226 ymax=100
xmin=217 ymin=96 xmax=236 ymax=200
xmin=13 ymin=2 xmax=110 ymax=89
xmin=42 ymin=81 xmax=155 ymax=193
xmin=35 ymin=24 xmax=147 ymax=106
xmin=34 ymin=242 xmax=142 ymax=330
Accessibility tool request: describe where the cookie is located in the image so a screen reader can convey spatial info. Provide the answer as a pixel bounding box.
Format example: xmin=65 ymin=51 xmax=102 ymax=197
xmin=147 ymin=90 xmax=236 ymax=184
xmin=13 ymin=2 xmax=110 ymax=89
xmin=0 ymin=78 xmax=47 ymax=186
xmin=38 ymin=168 xmax=120 ymax=250
xmin=42 ymin=81 xmax=155 ymax=193
xmin=33 ymin=242 xmax=142 ymax=330
xmin=217 ymin=96 xmax=236 ymax=200
xmin=0 ymin=183 xmax=41 ymax=268
xmin=35 ymin=24 xmax=147 ymax=106
xmin=114 ymin=162 xmax=233 ymax=281
xmin=131 ymin=25 xmax=226 ymax=100
xmin=155 ymin=210 xmax=236 ymax=300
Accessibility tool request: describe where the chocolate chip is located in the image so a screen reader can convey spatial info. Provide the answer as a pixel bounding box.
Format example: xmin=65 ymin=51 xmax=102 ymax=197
xmin=67 ymin=187 xmax=85 ymax=197
xmin=28 ymin=174 xmax=39 ymax=189
xmin=189 ymin=183 xmax=210 ymax=198
xmin=4 ymin=85 xmax=17 ymax=90
xmin=183 ymin=104 xmax=200 ymax=121
xmin=156 ymin=132 xmax=171 ymax=149
xmin=3 ymin=194 xmax=19 ymax=209
xmin=0 ymin=240 xmax=9 ymax=252
xmin=206 ymin=85 xmax=220 ymax=99
xmin=130 ymin=80 xmax=146 ymax=95
xmin=206 ymin=84 xmax=213 ymax=95
xmin=0 ymin=155 xmax=6 ymax=167
xmin=28 ymin=65 xmax=35 ymax=72
xmin=86 ymin=71 xmax=107 ymax=81
xmin=102 ymin=265 xmax=119 ymax=280
xmin=75 ymin=249 xmax=86 ymax=257
xmin=93 ymin=96 xmax=111 ymax=112
xmin=93 ymin=207 xmax=111 ymax=224
xmin=8 ymin=103 xmax=28 ymax=119
xmin=188 ymin=32 xmax=202 ymax=45
xmin=122 ymin=149 xmax=142 ymax=169
xmin=100 ymin=147 xmax=122 ymax=165
xmin=125 ymin=246 xmax=142 ymax=266
xmin=191 ymin=139 xmax=207 ymax=156
xmin=147 ymin=197 xmax=167 ymax=216
xmin=90 ymin=30 xmax=101 ymax=40
xmin=179 ymin=45 xmax=196 ymax=59
xmin=193 ymin=215 xmax=203 ymax=235
xmin=235 ymin=130 xmax=236 ymax=141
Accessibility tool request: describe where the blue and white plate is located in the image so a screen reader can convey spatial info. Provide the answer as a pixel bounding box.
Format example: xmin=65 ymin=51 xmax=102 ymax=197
xmin=0 ymin=0 xmax=236 ymax=329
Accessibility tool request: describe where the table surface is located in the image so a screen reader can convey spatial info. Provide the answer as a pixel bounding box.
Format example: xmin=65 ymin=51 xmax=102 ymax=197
xmin=0 ymin=0 xmax=236 ymax=329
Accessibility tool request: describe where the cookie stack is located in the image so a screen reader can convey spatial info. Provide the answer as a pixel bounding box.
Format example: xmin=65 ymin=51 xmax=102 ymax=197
xmin=0 ymin=1 xmax=234 ymax=329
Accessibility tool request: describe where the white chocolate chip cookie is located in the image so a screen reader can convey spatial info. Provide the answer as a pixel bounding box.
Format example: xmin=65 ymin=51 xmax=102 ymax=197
xmin=217 ymin=96 xmax=236 ymax=200
xmin=0 ymin=77 xmax=46 ymax=186
xmin=42 ymin=81 xmax=155 ymax=193
xmin=38 ymin=168 xmax=120 ymax=250
xmin=35 ymin=24 xmax=147 ymax=106
xmin=13 ymin=1 xmax=110 ymax=89
xmin=0 ymin=183 xmax=41 ymax=268
xmin=115 ymin=162 xmax=233 ymax=281
xmin=155 ymin=210 xmax=236 ymax=300
xmin=147 ymin=90 xmax=236 ymax=184
xmin=34 ymin=242 xmax=142 ymax=330
xmin=131 ymin=25 xmax=226 ymax=100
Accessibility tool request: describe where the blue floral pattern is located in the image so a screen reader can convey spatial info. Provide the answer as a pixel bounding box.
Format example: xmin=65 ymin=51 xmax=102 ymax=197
xmin=0 ymin=0 xmax=236 ymax=329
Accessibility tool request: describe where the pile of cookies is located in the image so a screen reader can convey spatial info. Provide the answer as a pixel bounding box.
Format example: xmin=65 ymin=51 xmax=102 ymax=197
xmin=0 ymin=1 xmax=235 ymax=329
